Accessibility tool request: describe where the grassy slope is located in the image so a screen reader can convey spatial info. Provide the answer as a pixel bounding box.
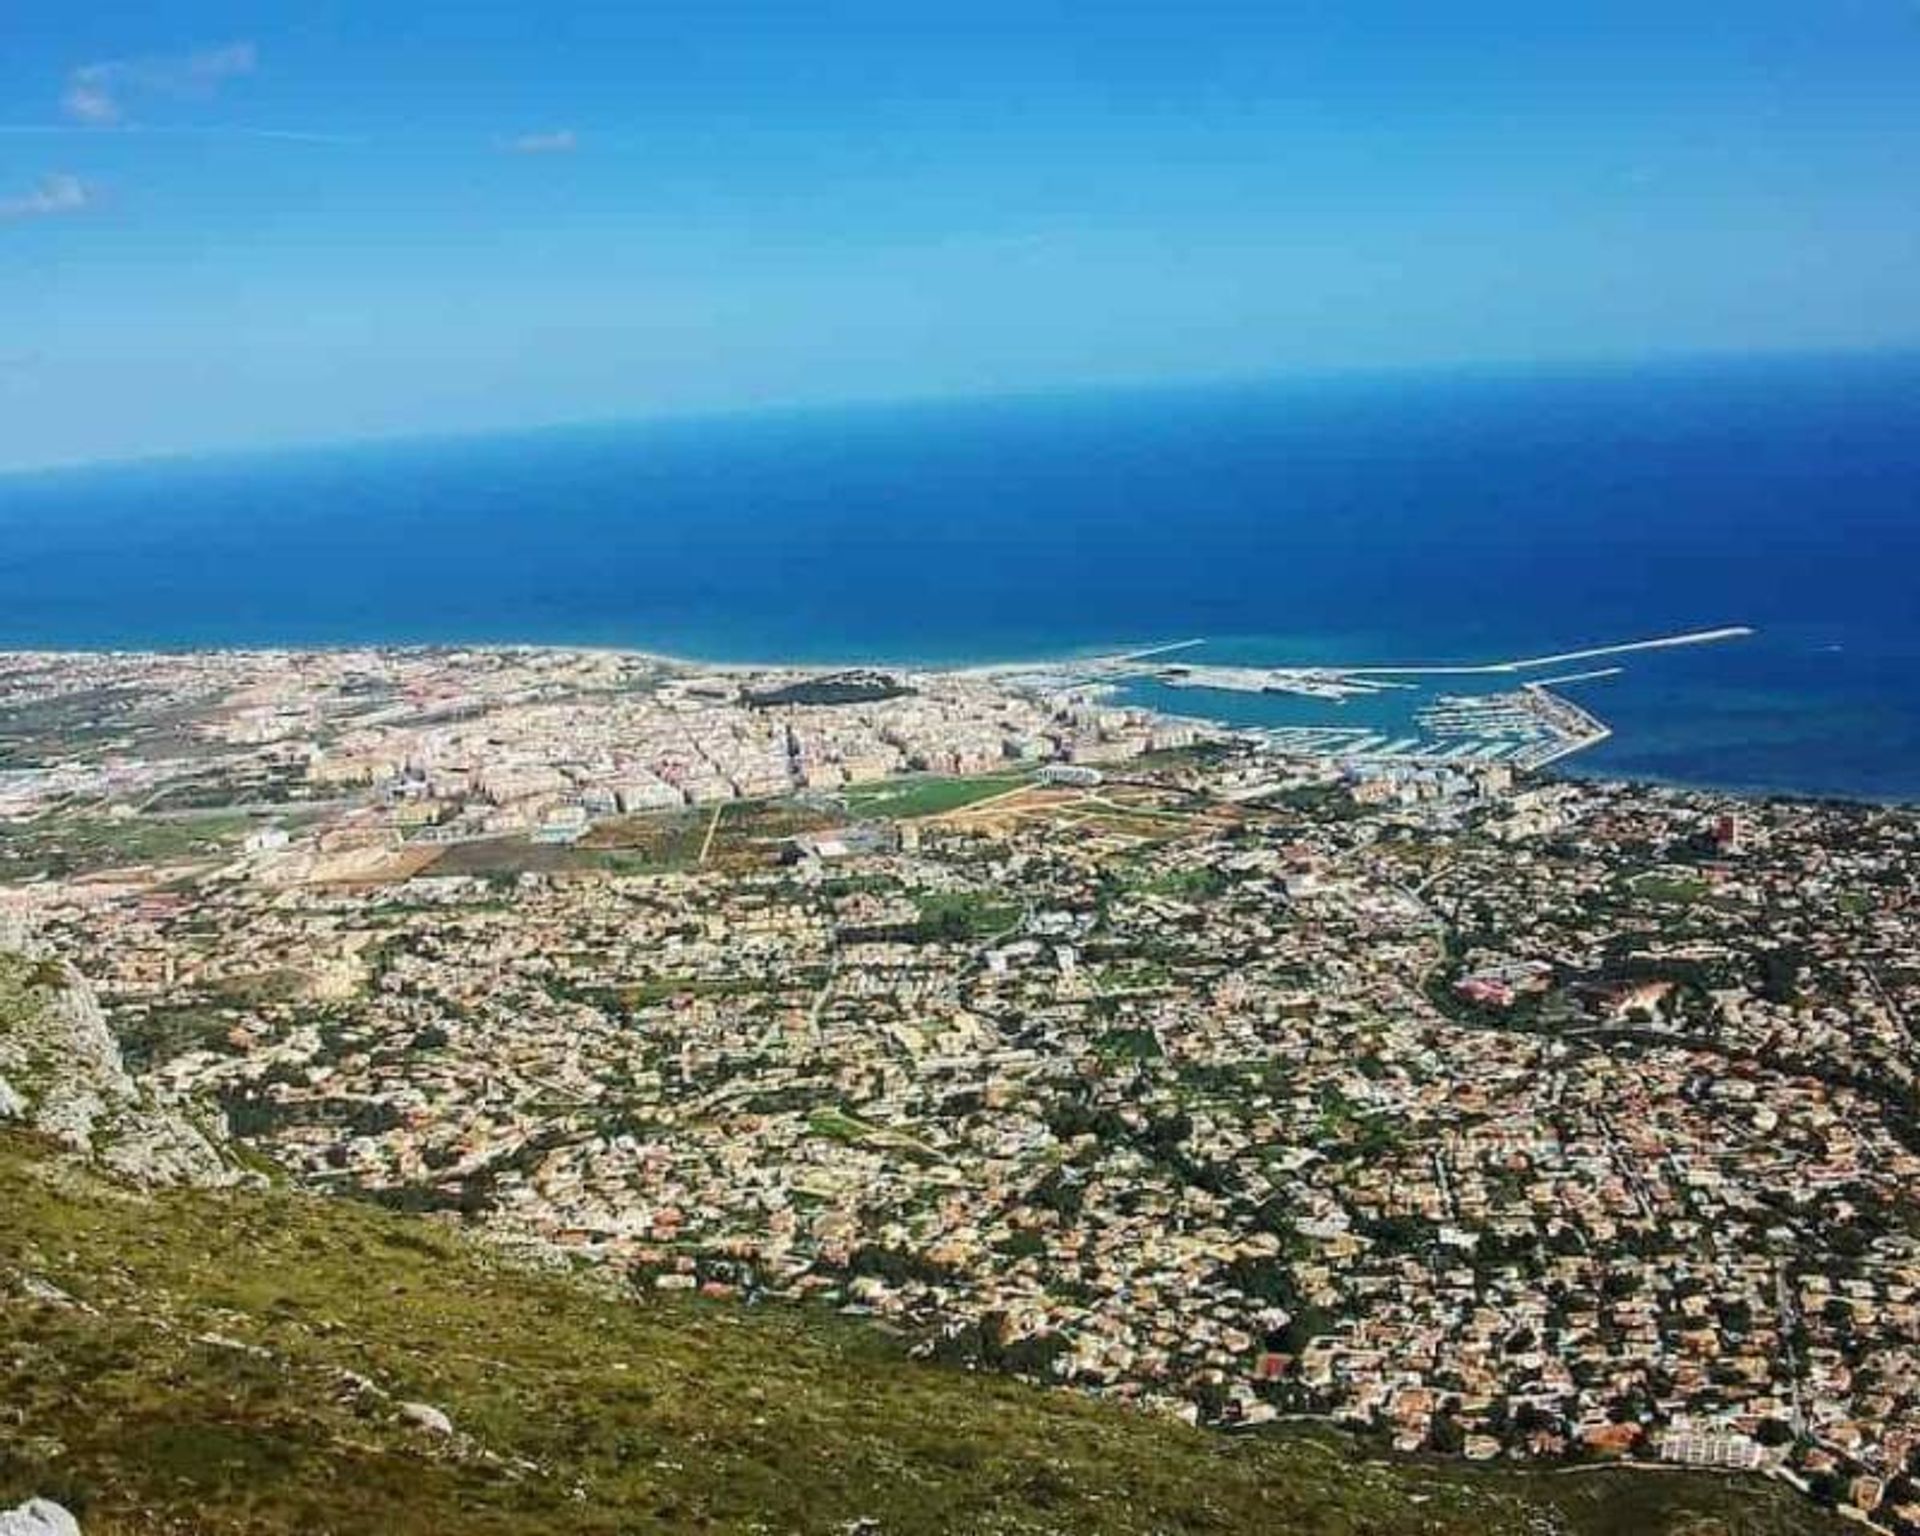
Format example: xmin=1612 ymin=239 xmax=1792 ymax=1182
xmin=0 ymin=1133 xmax=1836 ymax=1536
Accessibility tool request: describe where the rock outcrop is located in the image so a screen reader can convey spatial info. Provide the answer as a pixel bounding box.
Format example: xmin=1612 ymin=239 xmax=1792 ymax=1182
xmin=399 ymin=1400 xmax=455 ymax=1437
xmin=0 ymin=1499 xmax=81 ymax=1536
xmin=0 ymin=938 xmax=238 ymax=1188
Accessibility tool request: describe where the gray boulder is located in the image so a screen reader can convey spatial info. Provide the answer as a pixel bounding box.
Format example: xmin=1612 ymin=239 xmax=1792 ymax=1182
xmin=0 ymin=1499 xmax=82 ymax=1536
xmin=400 ymin=1400 xmax=454 ymax=1436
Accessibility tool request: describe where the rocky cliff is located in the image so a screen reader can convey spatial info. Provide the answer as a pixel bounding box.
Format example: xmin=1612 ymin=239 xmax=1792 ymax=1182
xmin=0 ymin=936 xmax=238 ymax=1188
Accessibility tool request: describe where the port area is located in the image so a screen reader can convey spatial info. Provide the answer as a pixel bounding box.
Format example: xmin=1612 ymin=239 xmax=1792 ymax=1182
xmin=1020 ymin=627 xmax=1749 ymax=772
xmin=1239 ymin=682 xmax=1607 ymax=772
xmin=1132 ymin=626 xmax=1748 ymax=700
xmin=1153 ymin=664 xmax=1414 ymax=701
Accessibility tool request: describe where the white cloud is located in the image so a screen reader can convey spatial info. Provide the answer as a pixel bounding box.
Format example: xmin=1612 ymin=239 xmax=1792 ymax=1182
xmin=63 ymin=41 xmax=257 ymax=126
xmin=506 ymin=129 xmax=578 ymax=155
xmin=0 ymin=173 xmax=93 ymax=221
xmin=62 ymin=79 xmax=119 ymax=125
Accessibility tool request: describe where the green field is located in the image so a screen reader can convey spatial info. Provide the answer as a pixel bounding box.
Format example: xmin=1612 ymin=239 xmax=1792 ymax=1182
xmin=914 ymin=890 xmax=1022 ymax=940
xmin=0 ymin=688 xmax=149 ymax=769
xmin=427 ymin=814 xmax=711 ymax=880
xmin=577 ymin=808 xmax=712 ymax=863
xmin=1629 ymin=871 xmax=1712 ymax=905
xmin=840 ymin=773 xmax=1030 ymax=819
xmin=806 ymin=1106 xmax=874 ymax=1143
xmin=0 ymin=812 xmax=251 ymax=881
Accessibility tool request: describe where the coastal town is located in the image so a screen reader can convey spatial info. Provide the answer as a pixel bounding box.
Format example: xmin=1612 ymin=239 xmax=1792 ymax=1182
xmin=4 ymin=644 xmax=1919 ymax=1531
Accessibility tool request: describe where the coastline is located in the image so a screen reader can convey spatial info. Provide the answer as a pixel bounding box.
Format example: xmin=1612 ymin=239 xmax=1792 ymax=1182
xmin=5 ymin=352 xmax=1918 ymax=807
xmin=6 ymin=629 xmax=1917 ymax=810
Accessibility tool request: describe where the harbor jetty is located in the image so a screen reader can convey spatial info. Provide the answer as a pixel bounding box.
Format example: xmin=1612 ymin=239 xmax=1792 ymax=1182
xmin=1020 ymin=624 xmax=1750 ymax=773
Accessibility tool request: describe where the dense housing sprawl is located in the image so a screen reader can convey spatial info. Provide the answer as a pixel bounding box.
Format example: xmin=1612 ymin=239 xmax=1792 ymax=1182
xmin=4 ymin=645 xmax=1919 ymax=1530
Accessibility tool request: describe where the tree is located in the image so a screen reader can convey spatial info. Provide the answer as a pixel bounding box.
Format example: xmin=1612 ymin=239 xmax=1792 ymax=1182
xmin=1511 ymin=1402 xmax=1560 ymax=1437
xmin=1429 ymin=1414 xmax=1467 ymax=1455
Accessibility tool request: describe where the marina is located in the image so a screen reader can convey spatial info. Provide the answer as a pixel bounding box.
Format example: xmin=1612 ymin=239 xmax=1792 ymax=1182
xmin=1234 ymin=684 xmax=1611 ymax=772
xmin=1039 ymin=626 xmax=1737 ymax=775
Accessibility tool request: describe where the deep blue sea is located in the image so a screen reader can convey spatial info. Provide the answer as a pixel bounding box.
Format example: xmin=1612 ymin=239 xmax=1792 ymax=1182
xmin=3 ymin=352 xmax=1917 ymax=800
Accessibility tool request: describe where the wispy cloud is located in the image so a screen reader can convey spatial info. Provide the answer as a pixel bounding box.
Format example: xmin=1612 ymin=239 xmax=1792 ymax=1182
xmin=0 ymin=122 xmax=357 ymax=145
xmin=505 ymin=129 xmax=578 ymax=155
xmin=0 ymin=173 xmax=93 ymax=222
xmin=63 ymin=41 xmax=257 ymax=126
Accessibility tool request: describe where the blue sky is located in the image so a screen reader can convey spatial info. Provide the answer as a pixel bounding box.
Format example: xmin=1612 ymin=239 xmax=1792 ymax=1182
xmin=3 ymin=1 xmax=1918 ymax=470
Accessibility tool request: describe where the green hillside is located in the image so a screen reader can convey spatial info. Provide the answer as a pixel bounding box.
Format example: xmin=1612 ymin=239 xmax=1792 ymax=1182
xmin=0 ymin=1128 xmax=1834 ymax=1536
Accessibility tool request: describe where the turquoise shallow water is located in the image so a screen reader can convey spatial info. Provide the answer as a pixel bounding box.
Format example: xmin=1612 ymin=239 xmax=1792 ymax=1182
xmin=1 ymin=352 xmax=1916 ymax=800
